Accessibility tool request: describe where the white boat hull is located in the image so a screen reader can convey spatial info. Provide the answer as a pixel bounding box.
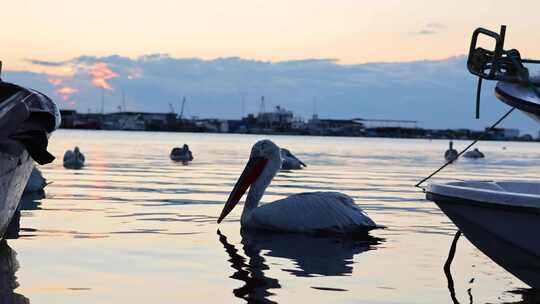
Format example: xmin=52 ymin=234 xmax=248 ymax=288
xmin=427 ymin=181 xmax=540 ymax=288
xmin=0 ymin=141 xmax=33 ymax=239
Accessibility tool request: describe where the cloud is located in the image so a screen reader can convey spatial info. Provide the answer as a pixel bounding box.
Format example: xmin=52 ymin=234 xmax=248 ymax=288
xmin=56 ymin=86 xmax=79 ymax=101
xmin=417 ymin=29 xmax=436 ymax=35
xmin=26 ymin=59 xmax=70 ymax=67
xmin=89 ymin=63 xmax=119 ymax=90
xmin=426 ymin=22 xmax=446 ymax=29
xmin=48 ymin=77 xmax=63 ymax=86
xmin=416 ymin=23 xmax=446 ymax=35
xmin=5 ymin=54 xmax=538 ymax=134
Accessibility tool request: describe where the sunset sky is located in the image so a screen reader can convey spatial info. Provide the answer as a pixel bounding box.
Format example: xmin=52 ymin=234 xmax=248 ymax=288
xmin=2 ymin=0 xmax=540 ymax=132
xmin=3 ymin=0 xmax=540 ymax=69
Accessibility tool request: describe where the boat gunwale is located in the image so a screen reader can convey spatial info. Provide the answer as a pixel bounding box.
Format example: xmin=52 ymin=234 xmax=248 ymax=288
xmin=426 ymin=190 xmax=540 ymax=213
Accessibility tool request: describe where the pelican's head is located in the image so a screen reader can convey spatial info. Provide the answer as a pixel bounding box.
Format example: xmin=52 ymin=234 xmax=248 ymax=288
xmin=74 ymin=146 xmax=80 ymax=153
xmin=250 ymin=140 xmax=281 ymax=161
xmin=217 ymin=140 xmax=281 ymax=223
xmin=281 ymin=148 xmax=306 ymax=167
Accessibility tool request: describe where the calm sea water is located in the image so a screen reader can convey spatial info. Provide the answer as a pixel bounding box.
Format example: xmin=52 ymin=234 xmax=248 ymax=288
xmin=6 ymin=130 xmax=540 ymax=303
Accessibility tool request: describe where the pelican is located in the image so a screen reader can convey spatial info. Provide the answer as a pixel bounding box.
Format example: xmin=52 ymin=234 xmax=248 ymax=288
xmin=463 ymin=148 xmax=485 ymax=159
xmin=280 ymin=148 xmax=306 ymax=170
xmin=23 ymin=167 xmax=47 ymax=194
xmin=170 ymin=144 xmax=193 ymax=164
xmin=63 ymin=146 xmax=85 ymax=169
xmin=444 ymin=141 xmax=458 ymax=162
xmin=217 ymin=140 xmax=381 ymax=235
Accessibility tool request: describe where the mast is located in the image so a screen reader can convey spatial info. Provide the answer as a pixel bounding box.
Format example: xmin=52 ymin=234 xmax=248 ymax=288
xmin=259 ymin=96 xmax=266 ymax=114
xmin=241 ymin=92 xmax=246 ymax=118
xmin=179 ymin=96 xmax=186 ymax=119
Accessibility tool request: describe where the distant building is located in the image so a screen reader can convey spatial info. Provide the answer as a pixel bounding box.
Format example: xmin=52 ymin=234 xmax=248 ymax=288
xmin=486 ymin=128 xmax=520 ymax=140
xmin=59 ymin=110 xmax=77 ymax=128
xmin=103 ymin=112 xmax=177 ymax=131
xmin=60 ymin=110 xmax=103 ymax=129
xmin=195 ymin=119 xmax=229 ymax=133
xmin=290 ymin=117 xmax=307 ymax=130
xmin=257 ymin=106 xmax=294 ymax=128
xmin=520 ymin=134 xmax=534 ymax=141
xmin=503 ymin=128 xmax=520 ymax=139
xmin=308 ymin=115 xmax=364 ymax=136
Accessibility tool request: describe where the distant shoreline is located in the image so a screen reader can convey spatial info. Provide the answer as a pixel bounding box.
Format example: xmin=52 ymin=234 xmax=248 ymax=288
xmin=57 ymin=127 xmax=540 ymax=143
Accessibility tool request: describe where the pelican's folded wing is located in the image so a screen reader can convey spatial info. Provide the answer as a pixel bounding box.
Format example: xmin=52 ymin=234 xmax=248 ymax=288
xmin=249 ymin=192 xmax=377 ymax=234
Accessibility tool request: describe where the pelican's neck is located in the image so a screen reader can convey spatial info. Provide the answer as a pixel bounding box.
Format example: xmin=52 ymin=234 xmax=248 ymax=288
xmin=241 ymin=155 xmax=281 ymax=222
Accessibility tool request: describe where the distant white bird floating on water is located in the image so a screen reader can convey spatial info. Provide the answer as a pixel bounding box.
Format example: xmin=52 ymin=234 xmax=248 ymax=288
xmin=444 ymin=141 xmax=458 ymax=162
xmin=63 ymin=146 xmax=85 ymax=169
xmin=23 ymin=167 xmax=47 ymax=194
xmin=217 ymin=140 xmax=382 ymax=235
xmin=170 ymin=144 xmax=193 ymax=164
xmin=463 ymin=148 xmax=485 ymax=159
xmin=280 ymin=148 xmax=306 ymax=170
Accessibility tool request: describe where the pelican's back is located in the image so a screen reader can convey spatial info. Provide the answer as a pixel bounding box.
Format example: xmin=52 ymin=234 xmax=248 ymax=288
xmin=63 ymin=150 xmax=74 ymax=162
xmin=248 ymin=192 xmax=377 ymax=234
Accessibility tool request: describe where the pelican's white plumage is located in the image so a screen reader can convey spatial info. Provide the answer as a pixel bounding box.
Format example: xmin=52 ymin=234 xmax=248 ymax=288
xmin=245 ymin=192 xmax=377 ymax=233
xmin=280 ymin=148 xmax=306 ymax=170
xmin=63 ymin=146 xmax=85 ymax=169
xmin=444 ymin=141 xmax=458 ymax=162
xmin=218 ymin=139 xmax=380 ymax=235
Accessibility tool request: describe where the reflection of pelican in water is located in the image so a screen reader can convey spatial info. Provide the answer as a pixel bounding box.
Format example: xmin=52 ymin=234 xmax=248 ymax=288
xmin=240 ymin=229 xmax=381 ymax=277
xmin=217 ymin=229 xmax=381 ymax=303
xmin=0 ymin=240 xmax=29 ymax=303
xmin=217 ymin=230 xmax=280 ymax=304
xmin=218 ymin=140 xmax=381 ymax=234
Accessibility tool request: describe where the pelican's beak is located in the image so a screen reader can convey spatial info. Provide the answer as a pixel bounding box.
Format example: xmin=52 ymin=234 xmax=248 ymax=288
xmin=217 ymin=157 xmax=268 ymax=223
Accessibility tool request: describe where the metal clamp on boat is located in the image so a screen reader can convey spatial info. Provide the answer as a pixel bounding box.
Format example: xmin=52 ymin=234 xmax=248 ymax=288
xmin=467 ymin=25 xmax=540 ymax=120
xmin=425 ymin=26 xmax=540 ymax=289
xmin=0 ymin=60 xmax=61 ymax=239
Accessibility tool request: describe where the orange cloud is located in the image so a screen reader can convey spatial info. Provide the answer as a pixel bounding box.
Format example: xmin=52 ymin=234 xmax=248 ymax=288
xmin=48 ymin=77 xmax=63 ymax=86
xmin=90 ymin=63 xmax=118 ymax=90
xmin=57 ymin=86 xmax=78 ymax=95
xmin=56 ymin=86 xmax=79 ymax=101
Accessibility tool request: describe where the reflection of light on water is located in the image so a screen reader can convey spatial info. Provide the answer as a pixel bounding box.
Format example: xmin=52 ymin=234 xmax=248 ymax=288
xmin=10 ymin=131 xmax=539 ymax=303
